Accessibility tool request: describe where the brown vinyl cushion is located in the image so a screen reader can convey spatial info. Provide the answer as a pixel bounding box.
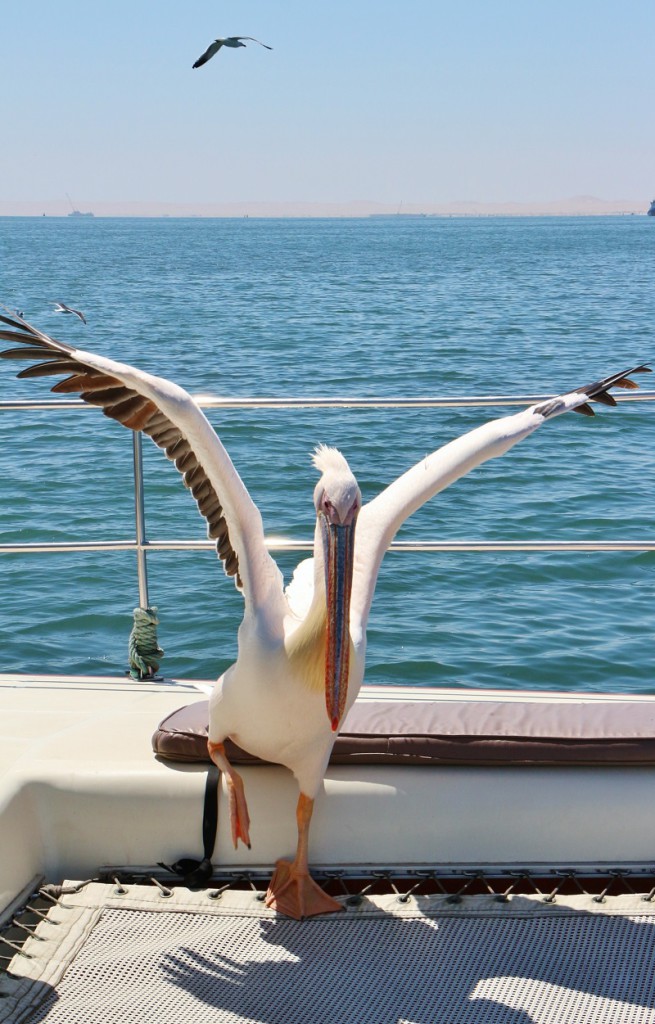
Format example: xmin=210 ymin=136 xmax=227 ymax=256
xmin=152 ymin=697 xmax=655 ymax=768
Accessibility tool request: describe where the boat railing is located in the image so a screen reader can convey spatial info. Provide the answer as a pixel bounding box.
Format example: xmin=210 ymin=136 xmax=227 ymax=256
xmin=2 ymin=391 xmax=654 ymax=673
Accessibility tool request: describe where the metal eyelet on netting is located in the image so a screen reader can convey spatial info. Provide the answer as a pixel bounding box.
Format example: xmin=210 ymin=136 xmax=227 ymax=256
xmin=149 ymin=877 xmax=174 ymax=898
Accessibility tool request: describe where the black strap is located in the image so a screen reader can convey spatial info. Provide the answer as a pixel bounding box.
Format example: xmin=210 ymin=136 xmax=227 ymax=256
xmin=201 ymin=762 xmax=220 ymax=862
xmin=159 ymin=763 xmax=220 ymax=887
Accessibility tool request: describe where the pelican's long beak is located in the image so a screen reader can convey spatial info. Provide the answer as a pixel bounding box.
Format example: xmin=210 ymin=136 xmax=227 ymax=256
xmin=321 ymin=514 xmax=357 ymax=732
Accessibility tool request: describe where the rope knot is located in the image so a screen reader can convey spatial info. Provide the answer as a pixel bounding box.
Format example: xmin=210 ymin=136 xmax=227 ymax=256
xmin=128 ymin=606 xmax=164 ymax=679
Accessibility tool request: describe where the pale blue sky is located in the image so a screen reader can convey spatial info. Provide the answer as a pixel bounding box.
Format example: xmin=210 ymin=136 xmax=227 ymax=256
xmin=3 ymin=0 xmax=654 ymax=204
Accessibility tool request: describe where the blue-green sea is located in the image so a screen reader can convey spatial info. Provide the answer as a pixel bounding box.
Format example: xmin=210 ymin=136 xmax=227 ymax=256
xmin=0 ymin=215 xmax=653 ymax=692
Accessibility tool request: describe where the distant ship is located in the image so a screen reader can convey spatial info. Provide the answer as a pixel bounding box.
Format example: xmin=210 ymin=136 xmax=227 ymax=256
xmin=66 ymin=192 xmax=94 ymax=218
xmin=648 ymin=200 xmax=655 ymax=217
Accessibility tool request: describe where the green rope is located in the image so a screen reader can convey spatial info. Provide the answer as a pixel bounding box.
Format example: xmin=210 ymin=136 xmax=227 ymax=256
xmin=128 ymin=606 xmax=164 ymax=680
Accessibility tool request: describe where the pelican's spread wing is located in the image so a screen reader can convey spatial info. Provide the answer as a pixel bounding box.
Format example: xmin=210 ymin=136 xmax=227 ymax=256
xmin=351 ymin=364 xmax=650 ymax=626
xmin=0 ymin=313 xmax=283 ymax=618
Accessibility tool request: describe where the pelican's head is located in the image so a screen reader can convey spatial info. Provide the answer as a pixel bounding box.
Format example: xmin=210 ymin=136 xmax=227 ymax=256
xmin=312 ymin=446 xmax=361 ymax=732
xmin=312 ymin=445 xmax=360 ymax=526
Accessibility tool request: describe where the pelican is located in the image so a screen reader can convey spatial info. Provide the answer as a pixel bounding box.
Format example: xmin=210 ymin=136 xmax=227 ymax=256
xmin=53 ymin=301 xmax=86 ymax=324
xmin=0 ymin=311 xmax=648 ymax=917
xmin=192 ymin=36 xmax=272 ymax=69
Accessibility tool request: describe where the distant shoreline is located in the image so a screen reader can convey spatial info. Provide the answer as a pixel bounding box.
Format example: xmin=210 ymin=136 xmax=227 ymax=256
xmin=0 ymin=212 xmax=649 ymax=220
xmin=0 ymin=197 xmax=650 ymax=219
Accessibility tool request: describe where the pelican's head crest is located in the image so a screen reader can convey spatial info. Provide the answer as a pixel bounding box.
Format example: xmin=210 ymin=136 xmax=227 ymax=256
xmin=311 ymin=444 xmax=351 ymax=477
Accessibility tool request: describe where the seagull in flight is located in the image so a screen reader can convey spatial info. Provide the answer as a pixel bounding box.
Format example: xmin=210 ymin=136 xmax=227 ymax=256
xmin=53 ymin=302 xmax=86 ymax=324
xmin=193 ymin=36 xmax=272 ymax=69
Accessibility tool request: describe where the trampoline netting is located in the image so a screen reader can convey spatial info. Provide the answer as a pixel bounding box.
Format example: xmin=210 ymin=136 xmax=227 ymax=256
xmin=2 ymin=883 xmax=655 ymax=1024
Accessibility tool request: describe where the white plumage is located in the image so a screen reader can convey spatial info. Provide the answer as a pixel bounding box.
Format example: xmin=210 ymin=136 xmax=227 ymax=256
xmin=0 ymin=310 xmax=648 ymax=917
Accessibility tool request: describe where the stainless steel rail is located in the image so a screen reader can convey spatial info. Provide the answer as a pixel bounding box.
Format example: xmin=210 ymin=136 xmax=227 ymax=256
xmin=132 ymin=428 xmax=150 ymax=610
xmin=2 ymin=393 xmax=654 ymax=613
xmin=2 ymin=539 xmax=655 ymax=555
xmin=2 ymin=392 xmax=655 ymax=412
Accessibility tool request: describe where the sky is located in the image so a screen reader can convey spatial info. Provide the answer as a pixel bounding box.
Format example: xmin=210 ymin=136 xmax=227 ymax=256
xmin=2 ymin=0 xmax=654 ymax=206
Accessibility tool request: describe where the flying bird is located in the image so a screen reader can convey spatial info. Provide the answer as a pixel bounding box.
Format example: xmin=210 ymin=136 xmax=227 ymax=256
xmin=0 ymin=310 xmax=648 ymax=917
xmin=193 ymin=36 xmax=272 ymax=69
xmin=53 ymin=302 xmax=86 ymax=324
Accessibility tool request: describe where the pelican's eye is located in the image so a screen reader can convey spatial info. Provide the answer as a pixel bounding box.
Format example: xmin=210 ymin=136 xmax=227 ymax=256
xmin=322 ymin=498 xmax=335 ymax=518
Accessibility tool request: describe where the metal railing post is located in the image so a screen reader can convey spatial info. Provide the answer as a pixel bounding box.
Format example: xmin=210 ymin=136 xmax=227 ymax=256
xmin=132 ymin=431 xmax=150 ymax=610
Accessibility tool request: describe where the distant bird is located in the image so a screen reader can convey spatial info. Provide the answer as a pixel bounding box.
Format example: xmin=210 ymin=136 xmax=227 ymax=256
xmin=0 ymin=308 xmax=649 ymax=918
xmin=192 ymin=36 xmax=272 ymax=69
xmin=53 ymin=302 xmax=86 ymax=324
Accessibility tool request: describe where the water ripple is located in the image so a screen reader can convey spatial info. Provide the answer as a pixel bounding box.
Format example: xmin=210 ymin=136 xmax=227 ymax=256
xmin=1 ymin=216 xmax=653 ymax=693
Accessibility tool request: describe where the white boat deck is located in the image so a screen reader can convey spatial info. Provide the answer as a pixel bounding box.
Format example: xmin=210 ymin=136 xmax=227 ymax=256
xmin=5 ymin=673 xmax=655 ymax=1024
xmin=4 ymin=672 xmax=655 ymax=922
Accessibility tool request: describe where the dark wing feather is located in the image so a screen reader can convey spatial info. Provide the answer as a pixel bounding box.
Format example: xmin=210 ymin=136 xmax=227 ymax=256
xmin=1 ymin=315 xmax=242 ymax=589
xmin=192 ymin=40 xmax=222 ymax=68
xmin=534 ymin=364 xmax=651 ymax=418
xmin=574 ymin=363 xmax=651 ymax=412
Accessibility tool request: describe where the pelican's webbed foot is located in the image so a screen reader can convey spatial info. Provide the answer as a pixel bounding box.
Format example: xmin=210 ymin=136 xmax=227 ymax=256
xmin=265 ymin=859 xmax=344 ymax=919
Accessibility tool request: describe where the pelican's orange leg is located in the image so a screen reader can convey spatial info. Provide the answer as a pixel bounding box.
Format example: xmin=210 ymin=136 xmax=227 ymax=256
xmin=265 ymin=793 xmax=344 ymax=919
xmin=208 ymin=740 xmax=251 ymax=849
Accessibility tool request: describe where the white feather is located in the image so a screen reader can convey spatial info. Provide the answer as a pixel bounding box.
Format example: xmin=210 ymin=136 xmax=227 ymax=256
xmin=284 ymin=557 xmax=316 ymax=620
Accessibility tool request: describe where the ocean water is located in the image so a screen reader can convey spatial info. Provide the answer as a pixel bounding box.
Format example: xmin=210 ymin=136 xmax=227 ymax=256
xmin=0 ymin=215 xmax=653 ymax=693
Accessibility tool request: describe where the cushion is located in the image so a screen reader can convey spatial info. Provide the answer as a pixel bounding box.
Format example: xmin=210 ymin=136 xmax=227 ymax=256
xmin=152 ymin=696 xmax=655 ymax=768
